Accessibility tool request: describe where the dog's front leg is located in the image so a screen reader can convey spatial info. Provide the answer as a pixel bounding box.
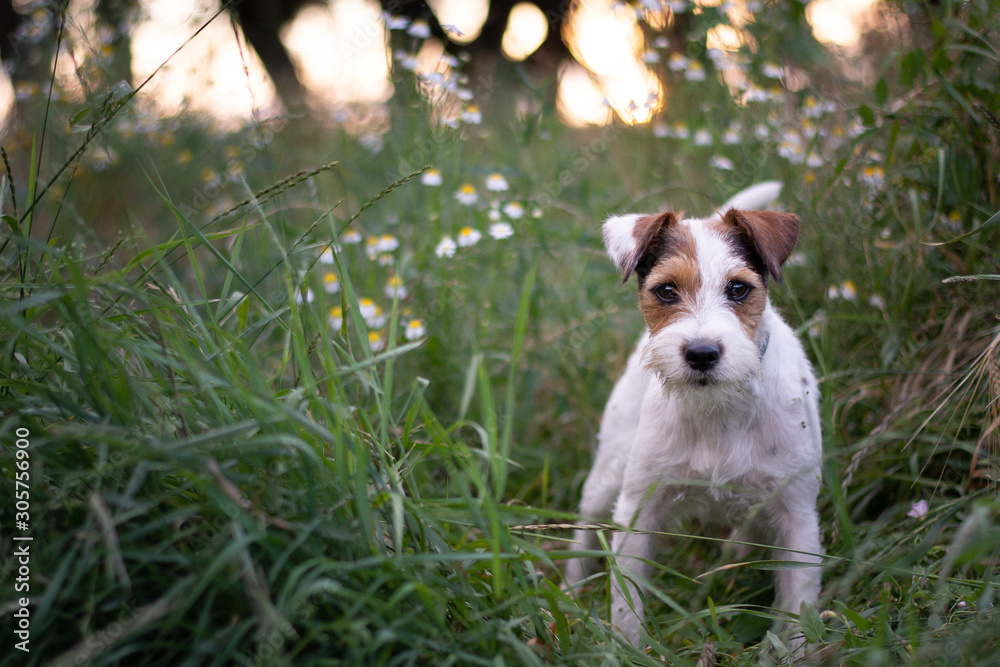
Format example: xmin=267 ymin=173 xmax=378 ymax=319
xmin=609 ymin=492 xmax=660 ymax=646
xmin=768 ymin=492 xmax=823 ymax=639
xmin=565 ymin=459 xmax=625 ymax=586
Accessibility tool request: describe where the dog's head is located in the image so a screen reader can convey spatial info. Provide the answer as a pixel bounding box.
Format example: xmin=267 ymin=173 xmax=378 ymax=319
xmin=604 ymin=197 xmax=799 ymax=395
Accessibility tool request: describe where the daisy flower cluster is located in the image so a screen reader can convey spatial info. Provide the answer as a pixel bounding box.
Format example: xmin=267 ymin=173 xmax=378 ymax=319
xmin=421 ymin=169 xmax=532 ymax=260
xmin=380 ymin=11 xmax=483 ymax=130
xmin=286 ymin=12 xmax=539 ymax=355
xmin=627 ymin=1 xmax=869 ymax=190
xmin=302 ymin=229 xmax=426 ymax=352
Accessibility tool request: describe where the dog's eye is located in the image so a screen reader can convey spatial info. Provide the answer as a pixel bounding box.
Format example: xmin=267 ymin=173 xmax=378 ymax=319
xmin=726 ymin=281 xmax=752 ymax=301
xmin=653 ymin=283 xmax=678 ymax=304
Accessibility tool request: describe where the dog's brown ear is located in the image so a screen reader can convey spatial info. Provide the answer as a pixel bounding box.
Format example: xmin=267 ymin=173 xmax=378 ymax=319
xmin=722 ymin=209 xmax=800 ymax=282
xmin=603 ymin=211 xmax=678 ymax=283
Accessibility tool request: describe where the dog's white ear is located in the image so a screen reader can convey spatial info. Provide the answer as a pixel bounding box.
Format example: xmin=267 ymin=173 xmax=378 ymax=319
xmin=722 ymin=209 xmax=800 ymax=282
xmin=603 ymin=211 xmax=677 ymax=283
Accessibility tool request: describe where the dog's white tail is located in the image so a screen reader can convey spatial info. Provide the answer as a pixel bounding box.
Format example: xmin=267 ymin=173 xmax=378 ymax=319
xmin=718 ymin=181 xmax=784 ymax=212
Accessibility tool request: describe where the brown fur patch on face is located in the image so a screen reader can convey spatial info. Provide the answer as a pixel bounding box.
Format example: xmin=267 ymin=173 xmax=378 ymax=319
xmin=633 ymin=213 xmax=692 ymax=286
xmin=714 ymin=209 xmax=801 ymax=282
xmin=726 ymin=268 xmax=768 ymax=340
xmin=618 ymin=211 xmax=679 ymax=284
xmin=637 ymin=224 xmax=700 ymax=335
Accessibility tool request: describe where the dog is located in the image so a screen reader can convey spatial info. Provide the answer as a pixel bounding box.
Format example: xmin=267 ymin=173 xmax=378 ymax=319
xmin=564 ymin=182 xmax=823 ymax=647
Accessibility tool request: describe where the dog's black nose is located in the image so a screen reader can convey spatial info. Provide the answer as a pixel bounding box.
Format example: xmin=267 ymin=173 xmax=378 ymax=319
xmin=684 ymin=342 xmax=721 ymax=372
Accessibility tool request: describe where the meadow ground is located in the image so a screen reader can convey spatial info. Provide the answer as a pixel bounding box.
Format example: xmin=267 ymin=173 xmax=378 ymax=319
xmin=1 ymin=1 xmax=1000 ymax=665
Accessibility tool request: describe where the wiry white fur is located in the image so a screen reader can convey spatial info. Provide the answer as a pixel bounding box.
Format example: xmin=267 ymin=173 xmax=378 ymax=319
xmin=566 ymin=183 xmax=823 ymax=649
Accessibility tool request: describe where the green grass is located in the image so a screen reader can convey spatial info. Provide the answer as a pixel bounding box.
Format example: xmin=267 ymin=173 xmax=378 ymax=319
xmin=2 ymin=1 xmax=1000 ymax=664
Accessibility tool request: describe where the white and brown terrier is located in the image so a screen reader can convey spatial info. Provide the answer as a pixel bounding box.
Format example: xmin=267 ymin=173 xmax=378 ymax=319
xmin=565 ymin=182 xmax=823 ymax=646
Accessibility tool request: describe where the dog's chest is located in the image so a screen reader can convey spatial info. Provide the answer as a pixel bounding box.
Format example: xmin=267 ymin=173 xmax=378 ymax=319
xmin=643 ymin=409 xmax=783 ymax=523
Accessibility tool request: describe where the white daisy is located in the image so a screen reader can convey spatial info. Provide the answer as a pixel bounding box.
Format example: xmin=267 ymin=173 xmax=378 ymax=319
xmin=454 ymin=184 xmax=478 ymax=206
xmin=407 ymin=19 xmax=431 ymax=39
xmin=421 ymin=168 xmax=442 ymax=186
xmin=358 ymin=298 xmax=377 ymax=320
xmin=709 ymin=156 xmax=734 ymax=170
xmin=295 ymin=287 xmax=314 ymax=304
xmin=461 ymin=105 xmax=482 ymax=124
xmin=368 ymin=331 xmax=385 ymax=352
xmin=322 ymin=273 xmax=340 ymax=294
xmin=421 ymin=72 xmax=445 ymax=87
xmin=328 ymin=307 xmax=343 ymax=332
xmin=394 ymin=51 xmax=418 ymax=71
xmin=489 ymin=222 xmax=515 ymax=240
xmin=684 ymin=61 xmax=706 ymax=81
xmin=385 ymin=276 xmax=407 ymax=300
xmin=377 ymin=234 xmax=399 ymax=253
xmin=435 ymin=236 xmax=457 ymax=259
xmin=502 ymin=202 xmax=524 ymax=219
xmin=802 ymin=96 xmax=823 ymax=118
xmin=485 ymin=172 xmax=509 ymax=191
xmin=384 ymin=15 xmax=410 ymax=30
xmin=840 ymin=280 xmax=858 ymax=301
xmin=366 ymin=305 xmax=387 ymax=329
xmin=404 ymin=318 xmax=426 ymax=340
xmin=861 ymin=165 xmax=885 ymax=188
xmin=762 ymin=61 xmax=783 ymax=78
xmin=457 ymin=226 xmax=482 ymax=247
xmin=744 ymin=85 xmax=768 ymax=102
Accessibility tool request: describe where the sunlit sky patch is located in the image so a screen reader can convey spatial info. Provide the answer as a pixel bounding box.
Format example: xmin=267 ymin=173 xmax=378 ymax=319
xmin=428 ymin=0 xmax=490 ymax=44
xmin=130 ymin=0 xmax=277 ymax=124
xmin=563 ymin=0 xmax=661 ymax=126
xmin=0 ymin=0 xmax=880 ymax=132
xmin=502 ymin=2 xmax=549 ymax=62
xmin=807 ymin=0 xmax=878 ymax=47
xmin=282 ymin=0 xmax=392 ymax=109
